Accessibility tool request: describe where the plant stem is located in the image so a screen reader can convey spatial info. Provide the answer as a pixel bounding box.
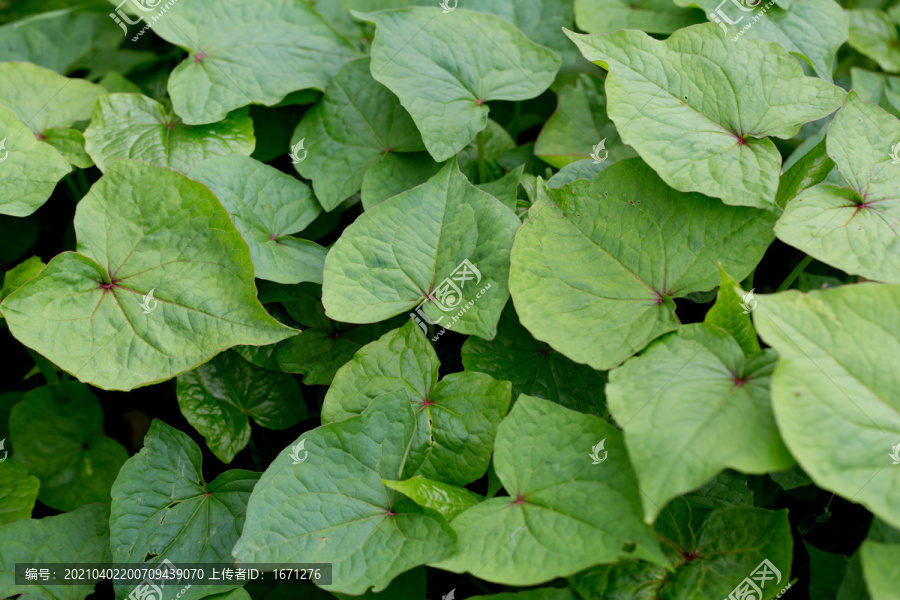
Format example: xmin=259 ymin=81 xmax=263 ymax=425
xmin=476 ymin=129 xmax=486 ymax=184
xmin=777 ymin=255 xmax=813 ymax=292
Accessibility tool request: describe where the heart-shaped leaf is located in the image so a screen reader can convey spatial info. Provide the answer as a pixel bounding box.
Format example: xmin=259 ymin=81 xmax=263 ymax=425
xmin=852 ymin=67 xmax=900 ymax=118
xmin=754 ymin=284 xmax=900 ymax=529
xmin=110 ymin=420 xmax=258 ymax=600
xmin=323 ymin=320 xmax=511 ymax=485
xmin=322 ymin=160 xmax=520 ymax=339
xmin=566 ymin=23 xmax=845 ymax=208
xmin=470 ymin=0 xmax=577 ymax=64
xmin=354 ymin=7 xmax=560 ymax=161
xmin=84 ymin=94 xmax=255 ymax=174
xmin=0 ymin=504 xmax=111 ymax=600
xmin=233 ymin=390 xmax=457 ymax=596
xmin=176 ymin=350 xmax=307 ymax=464
xmin=0 ymin=461 xmax=39 ymax=525
xmin=847 ymin=9 xmax=900 ymax=74
xmin=0 ymin=160 xmax=296 ymax=391
xmin=775 ymin=92 xmax=900 ymax=284
xmin=534 ymin=73 xmax=636 ymax=168
xmin=509 ymin=159 xmax=776 ymax=370
xmin=462 ymin=303 xmax=608 ymax=417
xmin=10 ymin=382 xmax=129 ymax=512
xmin=431 ymin=395 xmax=667 ymax=585
xmin=675 ymin=0 xmax=847 ymax=83
xmin=575 ymin=0 xmax=702 ymax=34
xmin=0 ymin=104 xmax=70 ymax=217
xmin=606 ymin=323 xmax=792 ymax=523
xmin=188 ymin=154 xmax=326 ymax=284
xmin=141 ymin=0 xmax=361 ymax=124
xmin=291 ymin=57 xmax=425 ymax=211
xmin=383 ymin=476 xmax=483 ymax=521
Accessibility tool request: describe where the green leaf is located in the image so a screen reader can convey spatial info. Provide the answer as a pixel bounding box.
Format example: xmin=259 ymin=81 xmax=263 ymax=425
xmin=360 ymin=152 xmax=442 ymax=210
xmin=110 ymin=420 xmax=258 ymax=600
xmin=10 ymin=382 xmax=128 ymax=512
xmin=176 ymin=350 xmax=306 ymax=464
xmin=42 ymin=128 xmax=93 ymax=169
xmin=470 ymin=0 xmax=577 ymax=64
xmin=847 ymin=9 xmax=900 ymax=73
xmin=775 ymin=136 xmax=835 ymax=209
xmin=754 ymin=284 xmax=900 ymax=529
xmin=354 ymin=7 xmax=560 ymax=161
xmin=84 ymin=94 xmax=255 ymax=174
xmin=188 ymin=154 xmax=326 ymax=284
xmin=431 ymin=395 xmax=667 ymax=585
xmin=534 ymin=73 xmax=636 ymax=168
xmin=860 ymin=519 xmax=900 ymax=600
xmin=0 ymin=104 xmax=71 ymax=217
xmin=806 ymin=541 xmax=850 ymax=600
xmin=0 ymin=61 xmax=103 ymax=134
xmin=330 ymin=567 xmax=427 ymax=600
xmin=477 ymin=165 xmax=525 ymax=211
xmin=0 ymin=7 xmax=118 ymax=75
xmin=383 ymin=476 xmax=484 ymax=520
xmin=323 ymin=321 xmax=511 ymax=485
xmin=276 ymin=318 xmax=403 ymax=386
xmin=291 ymin=57 xmax=425 ymax=211
xmin=852 ymin=67 xmax=900 ymax=118
xmin=566 ymin=23 xmax=845 ymax=209
xmin=677 ymin=0 xmax=847 ymax=83
xmin=569 ymin=504 xmax=793 ymax=600
xmin=234 ymin=390 xmax=457 ymax=596
xmin=322 ymin=160 xmax=520 ymax=339
xmin=606 ymin=323 xmax=792 ymax=523
xmin=1 ymin=256 xmax=45 ymax=301
xmin=509 ymin=159 xmax=776 ymax=370
xmin=143 ymin=0 xmax=361 ymax=124
xmin=0 ymin=160 xmax=295 ymax=391
xmin=470 ymin=591 xmax=580 ymax=600
xmin=775 ymin=92 xmax=900 ymax=284
xmin=462 ymin=303 xmax=608 ymax=417
xmin=0 ymin=504 xmax=111 ymax=600
xmin=0 ymin=461 xmax=40 ymax=525
xmin=575 ymin=0 xmax=702 ymax=34
xmin=704 ymin=266 xmax=761 ymax=355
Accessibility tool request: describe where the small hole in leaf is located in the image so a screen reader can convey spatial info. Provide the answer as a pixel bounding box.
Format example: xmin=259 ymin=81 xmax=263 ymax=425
xmin=166 ymin=500 xmax=181 ymax=509
xmin=621 ymin=542 xmax=637 ymax=554
xmin=143 ymin=552 xmax=159 ymax=562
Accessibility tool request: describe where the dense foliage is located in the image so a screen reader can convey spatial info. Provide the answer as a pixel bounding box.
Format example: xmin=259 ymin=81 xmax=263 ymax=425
xmin=0 ymin=0 xmax=898 ymax=599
